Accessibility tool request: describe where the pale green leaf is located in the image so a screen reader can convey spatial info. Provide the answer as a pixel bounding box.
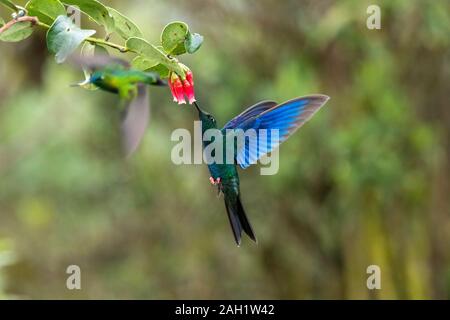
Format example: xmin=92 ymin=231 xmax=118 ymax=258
xmin=62 ymin=0 xmax=114 ymax=33
xmin=147 ymin=63 xmax=170 ymax=79
xmin=131 ymin=55 xmax=159 ymax=71
xmin=160 ymin=21 xmax=188 ymax=54
xmin=132 ymin=57 xmax=170 ymax=79
xmin=107 ymin=6 xmax=142 ymax=40
xmin=185 ymin=32 xmax=203 ymax=54
xmin=25 ymin=0 xmax=66 ymax=25
xmin=47 ymin=15 xmax=96 ymax=63
xmin=0 ymin=21 xmax=34 ymax=42
xmin=127 ymin=37 xmax=184 ymax=77
xmin=126 ymin=37 xmax=166 ymax=63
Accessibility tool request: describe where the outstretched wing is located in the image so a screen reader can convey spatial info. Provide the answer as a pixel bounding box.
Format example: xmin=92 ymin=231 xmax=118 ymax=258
xmin=222 ymin=100 xmax=277 ymax=130
xmin=121 ymin=84 xmax=149 ymax=157
xmin=222 ymin=95 xmax=329 ymax=169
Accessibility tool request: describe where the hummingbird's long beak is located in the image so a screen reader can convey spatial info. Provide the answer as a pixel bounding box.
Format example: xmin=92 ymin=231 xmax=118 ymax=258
xmin=194 ymin=101 xmax=202 ymax=114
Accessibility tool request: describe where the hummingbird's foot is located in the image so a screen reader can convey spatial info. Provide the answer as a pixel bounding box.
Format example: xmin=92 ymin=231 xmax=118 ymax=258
xmin=209 ymin=177 xmax=221 ymax=185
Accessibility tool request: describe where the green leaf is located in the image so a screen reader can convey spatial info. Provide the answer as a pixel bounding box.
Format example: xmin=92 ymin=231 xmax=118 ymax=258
xmin=107 ymin=6 xmax=142 ymax=40
xmin=127 ymin=37 xmax=185 ymax=77
xmin=126 ymin=37 xmax=166 ymax=64
xmin=185 ymin=32 xmax=203 ymax=54
xmin=25 ymin=0 xmax=66 ymax=25
xmin=62 ymin=0 xmax=114 ymax=33
xmin=131 ymin=55 xmax=159 ymax=71
xmin=160 ymin=21 xmax=188 ymax=54
xmin=132 ymin=57 xmax=170 ymax=78
xmin=0 ymin=0 xmax=18 ymax=12
xmin=0 ymin=17 xmax=5 ymax=27
xmin=47 ymin=15 xmax=96 ymax=63
xmin=0 ymin=21 xmax=34 ymax=42
xmin=171 ymin=42 xmax=187 ymax=56
xmin=148 ymin=63 xmax=170 ymax=78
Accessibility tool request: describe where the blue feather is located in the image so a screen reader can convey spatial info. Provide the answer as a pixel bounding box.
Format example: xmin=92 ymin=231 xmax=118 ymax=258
xmin=222 ymin=95 xmax=329 ymax=169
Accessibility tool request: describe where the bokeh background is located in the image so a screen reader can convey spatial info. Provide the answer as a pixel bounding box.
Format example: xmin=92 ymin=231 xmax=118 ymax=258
xmin=0 ymin=0 xmax=449 ymax=299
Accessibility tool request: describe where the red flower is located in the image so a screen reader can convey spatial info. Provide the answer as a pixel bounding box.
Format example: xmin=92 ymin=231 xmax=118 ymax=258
xmin=184 ymin=70 xmax=196 ymax=104
xmin=168 ymin=67 xmax=196 ymax=105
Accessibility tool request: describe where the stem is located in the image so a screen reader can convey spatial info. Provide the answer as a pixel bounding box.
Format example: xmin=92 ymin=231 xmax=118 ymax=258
xmin=0 ymin=16 xmax=39 ymax=33
xmin=85 ymin=36 xmax=128 ymax=53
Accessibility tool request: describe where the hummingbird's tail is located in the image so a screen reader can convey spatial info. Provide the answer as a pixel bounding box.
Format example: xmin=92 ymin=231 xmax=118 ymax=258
xmin=224 ymin=193 xmax=257 ymax=246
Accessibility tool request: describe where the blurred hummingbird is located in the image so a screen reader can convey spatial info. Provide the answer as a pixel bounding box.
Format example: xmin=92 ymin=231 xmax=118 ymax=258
xmin=71 ymin=55 xmax=166 ymax=156
xmin=193 ymin=95 xmax=329 ymax=245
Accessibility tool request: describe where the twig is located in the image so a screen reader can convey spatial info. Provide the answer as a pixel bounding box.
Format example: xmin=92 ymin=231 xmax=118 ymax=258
xmin=0 ymin=16 xmax=39 ymax=34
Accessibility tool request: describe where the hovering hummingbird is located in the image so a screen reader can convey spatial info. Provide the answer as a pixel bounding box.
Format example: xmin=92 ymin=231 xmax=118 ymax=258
xmin=71 ymin=55 xmax=166 ymax=156
xmin=194 ymin=95 xmax=330 ymax=245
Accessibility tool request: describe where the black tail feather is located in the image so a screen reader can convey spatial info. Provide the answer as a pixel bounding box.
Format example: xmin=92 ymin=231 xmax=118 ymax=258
xmin=236 ymin=195 xmax=257 ymax=242
xmin=224 ymin=194 xmax=257 ymax=246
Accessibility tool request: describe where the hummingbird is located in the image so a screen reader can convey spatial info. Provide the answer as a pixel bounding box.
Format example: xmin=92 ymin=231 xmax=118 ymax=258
xmin=193 ymin=95 xmax=330 ymax=245
xmin=71 ymin=55 xmax=166 ymax=156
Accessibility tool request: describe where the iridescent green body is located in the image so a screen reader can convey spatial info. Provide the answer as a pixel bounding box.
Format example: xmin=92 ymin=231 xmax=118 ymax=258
xmin=90 ymin=67 xmax=162 ymax=99
xmin=198 ymin=106 xmax=240 ymax=191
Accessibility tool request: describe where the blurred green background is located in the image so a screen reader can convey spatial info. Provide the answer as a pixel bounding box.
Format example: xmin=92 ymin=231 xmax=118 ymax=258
xmin=0 ymin=0 xmax=449 ymax=299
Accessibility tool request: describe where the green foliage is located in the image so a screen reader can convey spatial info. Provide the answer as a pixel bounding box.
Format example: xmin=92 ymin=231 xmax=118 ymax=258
xmin=107 ymin=6 xmax=142 ymax=40
xmin=161 ymin=21 xmax=204 ymax=55
xmin=131 ymin=56 xmax=170 ymax=78
xmin=126 ymin=38 xmax=163 ymax=68
xmin=185 ymin=32 xmax=203 ymax=54
xmin=0 ymin=0 xmax=202 ymax=82
xmin=161 ymin=21 xmax=188 ymax=55
xmin=25 ymin=0 xmax=66 ymax=25
xmin=46 ymin=15 xmax=96 ymax=63
xmin=126 ymin=37 xmax=184 ymax=77
xmin=0 ymin=21 xmax=33 ymax=42
xmin=62 ymin=0 xmax=114 ymax=33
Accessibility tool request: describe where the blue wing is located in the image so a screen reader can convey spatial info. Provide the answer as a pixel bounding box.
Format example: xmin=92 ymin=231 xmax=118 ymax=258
xmin=222 ymin=95 xmax=329 ymax=169
xmin=222 ymin=100 xmax=277 ymax=130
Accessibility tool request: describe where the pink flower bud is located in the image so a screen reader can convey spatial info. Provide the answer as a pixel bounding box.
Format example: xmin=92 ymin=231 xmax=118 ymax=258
xmin=168 ymin=78 xmax=178 ymax=102
xmin=183 ymin=79 xmax=196 ymax=104
xmin=173 ymin=76 xmax=186 ymax=104
xmin=185 ymin=70 xmax=194 ymax=87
